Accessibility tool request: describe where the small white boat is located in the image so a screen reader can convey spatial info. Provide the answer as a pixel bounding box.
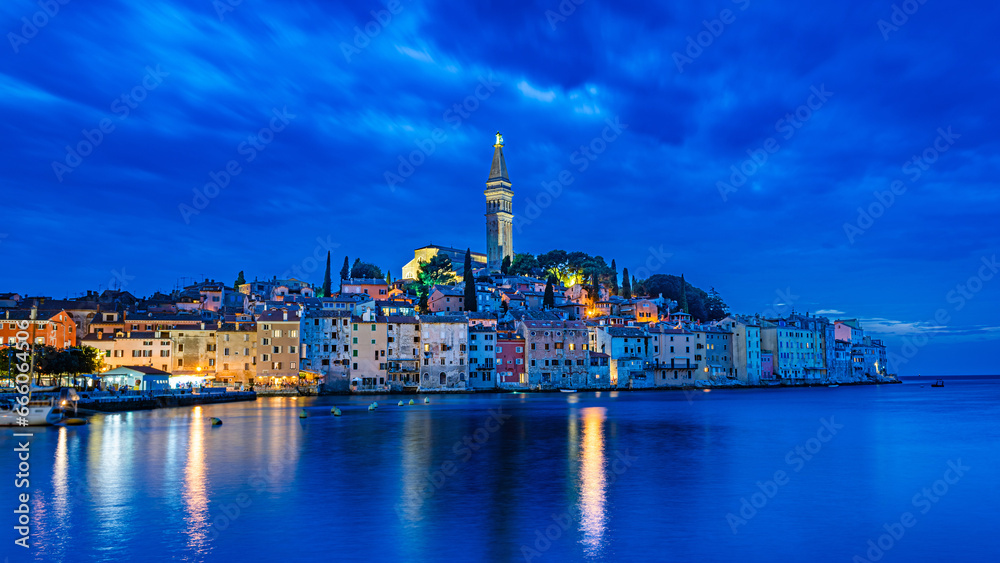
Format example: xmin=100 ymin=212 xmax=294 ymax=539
xmin=0 ymin=397 xmax=62 ymax=426
xmin=828 ymin=384 xmax=840 ymax=388
xmin=559 ymin=388 xmax=577 ymax=393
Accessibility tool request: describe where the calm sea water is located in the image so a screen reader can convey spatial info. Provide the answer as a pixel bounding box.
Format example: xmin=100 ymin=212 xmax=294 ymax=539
xmin=2 ymin=378 xmax=998 ymax=562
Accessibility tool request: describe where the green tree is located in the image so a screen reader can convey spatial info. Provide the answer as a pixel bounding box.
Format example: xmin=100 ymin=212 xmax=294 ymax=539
xmin=351 ymin=260 xmax=383 ymax=280
xmin=543 ymin=275 xmax=556 ymax=309
xmin=621 ymin=268 xmax=632 ymax=299
xmin=610 ymin=259 xmax=618 ymax=296
xmin=509 ymin=253 xmax=540 ymax=276
xmin=415 ymin=254 xmax=454 ymax=313
xmin=705 ymin=287 xmax=729 ymax=320
xmin=589 ymin=271 xmax=600 ymax=300
xmin=340 ymin=256 xmax=350 ymax=280
xmin=463 ymin=249 xmax=478 ymax=312
xmin=321 ymin=252 xmax=332 ymax=297
xmin=501 ymin=255 xmax=511 ymax=275
xmin=234 ymin=270 xmax=246 ymax=289
xmin=640 ymin=274 xmax=715 ymax=321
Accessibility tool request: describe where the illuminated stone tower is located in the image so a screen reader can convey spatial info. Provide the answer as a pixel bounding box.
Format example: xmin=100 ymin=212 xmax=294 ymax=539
xmin=485 ymin=131 xmax=514 ymax=272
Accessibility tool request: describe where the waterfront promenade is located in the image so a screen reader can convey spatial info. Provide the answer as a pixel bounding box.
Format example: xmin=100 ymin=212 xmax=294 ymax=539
xmin=0 ymin=388 xmax=256 ymax=413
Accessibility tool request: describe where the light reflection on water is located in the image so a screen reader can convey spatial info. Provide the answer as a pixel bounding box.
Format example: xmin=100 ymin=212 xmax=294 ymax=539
xmin=183 ymin=406 xmax=210 ymax=555
xmin=579 ymin=406 xmax=607 ymax=555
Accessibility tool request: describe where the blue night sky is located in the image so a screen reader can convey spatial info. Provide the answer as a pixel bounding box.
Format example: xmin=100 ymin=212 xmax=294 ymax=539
xmin=1 ymin=0 xmax=997 ymax=375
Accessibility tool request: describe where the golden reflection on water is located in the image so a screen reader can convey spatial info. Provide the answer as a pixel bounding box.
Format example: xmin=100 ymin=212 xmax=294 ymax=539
xmin=579 ymin=406 xmax=607 ymax=554
xmin=182 ymin=406 xmax=210 ymax=553
xmin=52 ymin=427 xmax=69 ymax=522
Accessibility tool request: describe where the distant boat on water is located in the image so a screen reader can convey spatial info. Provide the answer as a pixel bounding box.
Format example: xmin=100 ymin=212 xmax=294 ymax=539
xmin=931 ymin=379 xmax=945 ymax=387
xmin=828 ymin=384 xmax=840 ymax=388
xmin=559 ymin=388 xmax=577 ymax=393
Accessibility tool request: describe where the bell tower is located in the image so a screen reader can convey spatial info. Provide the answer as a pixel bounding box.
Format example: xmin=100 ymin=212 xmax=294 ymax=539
xmin=485 ymin=132 xmax=514 ymax=273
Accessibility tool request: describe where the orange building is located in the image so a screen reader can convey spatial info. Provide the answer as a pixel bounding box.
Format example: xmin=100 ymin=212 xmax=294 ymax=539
xmin=1 ymin=309 xmax=77 ymax=349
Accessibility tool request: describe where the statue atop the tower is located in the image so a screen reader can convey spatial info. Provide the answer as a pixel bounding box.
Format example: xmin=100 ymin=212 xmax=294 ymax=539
xmin=495 ymin=131 xmax=503 ymax=147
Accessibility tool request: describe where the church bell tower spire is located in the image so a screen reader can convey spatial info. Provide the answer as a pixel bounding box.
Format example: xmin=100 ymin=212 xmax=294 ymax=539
xmin=485 ymin=131 xmax=514 ymax=272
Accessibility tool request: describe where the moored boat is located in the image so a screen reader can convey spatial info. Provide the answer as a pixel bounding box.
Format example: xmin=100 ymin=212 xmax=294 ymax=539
xmin=931 ymin=379 xmax=944 ymax=387
xmin=559 ymin=388 xmax=577 ymax=393
xmin=0 ymin=397 xmax=62 ymax=426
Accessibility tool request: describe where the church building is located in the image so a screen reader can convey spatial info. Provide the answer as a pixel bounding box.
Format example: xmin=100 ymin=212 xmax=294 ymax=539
xmin=401 ymin=132 xmax=515 ymax=278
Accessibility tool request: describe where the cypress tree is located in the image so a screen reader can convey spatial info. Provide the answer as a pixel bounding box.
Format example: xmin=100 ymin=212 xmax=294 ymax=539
xmin=543 ymin=276 xmax=556 ymax=309
xmin=463 ymin=249 xmax=478 ymax=312
xmin=680 ymin=273 xmax=689 ymax=313
xmin=621 ymin=268 xmax=632 ymax=299
xmin=234 ymin=270 xmax=245 ymax=289
xmin=610 ymin=259 xmax=618 ymax=296
xmin=322 ymin=252 xmax=332 ymax=297
xmin=340 ymin=256 xmax=349 ymax=280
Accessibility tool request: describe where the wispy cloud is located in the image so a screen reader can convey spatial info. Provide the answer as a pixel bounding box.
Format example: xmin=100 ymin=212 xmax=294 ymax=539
xmin=517 ymin=80 xmax=556 ymax=102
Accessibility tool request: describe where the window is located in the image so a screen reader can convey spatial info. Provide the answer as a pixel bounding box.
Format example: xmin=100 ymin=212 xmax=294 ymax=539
xmin=178 ymin=344 xmax=184 ymax=352
xmin=178 ymin=359 xmax=184 ymax=367
xmin=209 ymin=359 xmax=215 ymax=366
xmin=353 ymin=350 xmax=358 ymax=357
xmin=262 ymin=354 xmax=270 ymax=361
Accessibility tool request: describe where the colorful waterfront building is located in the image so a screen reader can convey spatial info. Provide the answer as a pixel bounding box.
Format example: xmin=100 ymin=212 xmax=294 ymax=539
xmin=496 ymin=332 xmax=526 ymax=386
xmin=468 ymin=324 xmax=497 ymax=388
xmin=518 ymin=319 xmax=589 ymax=389
xmin=417 ymin=315 xmax=469 ymax=389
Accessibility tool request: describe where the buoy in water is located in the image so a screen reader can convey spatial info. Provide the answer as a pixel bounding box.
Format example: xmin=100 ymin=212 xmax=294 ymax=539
xmin=210 ymin=417 xmax=223 ymax=426
xmin=299 ymin=409 xmax=308 ymax=418
xmin=424 ymin=397 xmax=430 ymax=404
xmin=368 ymin=404 xmax=375 ymax=411
xmin=398 ymin=400 xmax=404 ymax=406
xmin=333 ymin=407 xmax=342 ymax=416
xmin=64 ymin=418 xmax=88 ymax=426
xmin=373 ymin=401 xmax=379 ymax=408
xmin=408 ymin=399 xmax=415 ymax=405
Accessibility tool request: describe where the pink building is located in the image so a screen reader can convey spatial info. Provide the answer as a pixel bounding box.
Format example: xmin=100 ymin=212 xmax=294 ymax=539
xmin=496 ymin=333 xmax=526 ymax=385
xmin=761 ymin=351 xmax=774 ymax=380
